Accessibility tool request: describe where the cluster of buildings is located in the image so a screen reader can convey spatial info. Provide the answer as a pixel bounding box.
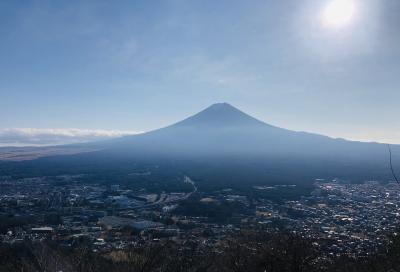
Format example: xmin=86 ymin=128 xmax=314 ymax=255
xmin=253 ymin=181 xmax=400 ymax=257
xmin=1 ymin=174 xmax=399 ymax=258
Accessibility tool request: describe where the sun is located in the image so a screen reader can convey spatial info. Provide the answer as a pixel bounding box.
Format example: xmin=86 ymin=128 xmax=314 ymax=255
xmin=322 ymin=0 xmax=356 ymax=28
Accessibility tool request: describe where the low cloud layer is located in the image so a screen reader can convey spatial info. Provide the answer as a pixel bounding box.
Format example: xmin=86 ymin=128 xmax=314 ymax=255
xmin=0 ymin=128 xmax=141 ymax=147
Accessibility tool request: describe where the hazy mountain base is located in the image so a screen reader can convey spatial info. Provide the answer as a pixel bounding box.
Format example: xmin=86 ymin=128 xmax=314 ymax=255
xmin=0 ymin=149 xmax=395 ymax=193
xmin=1 ymin=228 xmax=400 ymax=272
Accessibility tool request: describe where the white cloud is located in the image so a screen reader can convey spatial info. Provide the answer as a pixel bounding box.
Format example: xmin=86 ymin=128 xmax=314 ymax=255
xmin=0 ymin=128 xmax=142 ymax=147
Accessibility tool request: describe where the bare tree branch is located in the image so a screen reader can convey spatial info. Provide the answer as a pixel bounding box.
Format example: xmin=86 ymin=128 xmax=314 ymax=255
xmin=388 ymin=144 xmax=399 ymax=184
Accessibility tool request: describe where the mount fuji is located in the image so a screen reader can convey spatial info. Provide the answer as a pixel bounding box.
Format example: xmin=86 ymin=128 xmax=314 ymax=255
xmin=0 ymin=103 xmax=398 ymax=186
xmin=102 ymin=103 xmax=391 ymax=161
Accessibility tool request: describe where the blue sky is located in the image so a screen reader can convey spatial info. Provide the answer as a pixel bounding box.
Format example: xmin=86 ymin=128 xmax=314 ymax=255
xmin=1 ymin=0 xmax=399 ymax=145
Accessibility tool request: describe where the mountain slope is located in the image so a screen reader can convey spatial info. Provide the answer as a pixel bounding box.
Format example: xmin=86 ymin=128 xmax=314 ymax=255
xmin=106 ymin=103 xmax=391 ymax=161
xmin=0 ymin=103 xmax=398 ymax=186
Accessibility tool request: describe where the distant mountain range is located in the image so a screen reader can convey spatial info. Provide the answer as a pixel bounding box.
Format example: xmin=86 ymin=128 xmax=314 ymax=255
xmin=0 ymin=103 xmax=398 ymax=186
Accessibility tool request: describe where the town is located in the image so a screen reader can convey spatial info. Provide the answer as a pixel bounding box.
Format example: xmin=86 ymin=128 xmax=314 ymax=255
xmin=1 ymin=174 xmax=399 ymax=261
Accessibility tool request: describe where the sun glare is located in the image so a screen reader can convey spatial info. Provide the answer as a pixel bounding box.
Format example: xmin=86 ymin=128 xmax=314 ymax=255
xmin=322 ymin=0 xmax=355 ymax=28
